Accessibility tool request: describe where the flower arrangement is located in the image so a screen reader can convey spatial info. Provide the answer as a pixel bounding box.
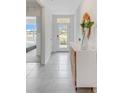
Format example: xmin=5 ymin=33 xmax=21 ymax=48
xmin=80 ymin=12 xmax=94 ymax=39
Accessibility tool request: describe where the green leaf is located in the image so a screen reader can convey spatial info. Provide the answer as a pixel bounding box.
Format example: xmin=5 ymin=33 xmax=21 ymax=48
xmin=80 ymin=21 xmax=94 ymax=28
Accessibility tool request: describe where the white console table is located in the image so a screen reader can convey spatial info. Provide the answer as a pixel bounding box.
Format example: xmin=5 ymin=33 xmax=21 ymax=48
xmin=70 ymin=43 xmax=97 ymax=90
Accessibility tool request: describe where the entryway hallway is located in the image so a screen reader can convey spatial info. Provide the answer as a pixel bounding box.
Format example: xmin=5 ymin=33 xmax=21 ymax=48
xmin=27 ymin=49 xmax=95 ymax=93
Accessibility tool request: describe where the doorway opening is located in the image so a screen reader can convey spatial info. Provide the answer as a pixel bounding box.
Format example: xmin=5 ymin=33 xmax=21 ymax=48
xmin=26 ymin=16 xmax=37 ymax=52
xmin=53 ymin=15 xmax=74 ymax=52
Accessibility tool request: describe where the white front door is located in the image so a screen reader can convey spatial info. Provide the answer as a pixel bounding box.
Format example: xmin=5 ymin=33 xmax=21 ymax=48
xmin=53 ymin=15 xmax=74 ymax=52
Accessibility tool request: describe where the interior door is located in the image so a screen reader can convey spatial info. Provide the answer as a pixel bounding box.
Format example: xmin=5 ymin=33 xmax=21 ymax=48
xmin=53 ymin=16 xmax=71 ymax=52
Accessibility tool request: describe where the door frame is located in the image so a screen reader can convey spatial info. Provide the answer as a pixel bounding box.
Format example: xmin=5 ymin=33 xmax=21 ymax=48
xmin=52 ymin=15 xmax=74 ymax=52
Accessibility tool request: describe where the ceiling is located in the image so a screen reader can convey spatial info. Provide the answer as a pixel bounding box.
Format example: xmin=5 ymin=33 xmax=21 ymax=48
xmin=26 ymin=0 xmax=83 ymax=14
xmin=37 ymin=0 xmax=83 ymax=14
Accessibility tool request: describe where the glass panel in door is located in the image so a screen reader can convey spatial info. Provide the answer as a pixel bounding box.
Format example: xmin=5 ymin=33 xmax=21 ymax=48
xmin=57 ymin=24 xmax=68 ymax=48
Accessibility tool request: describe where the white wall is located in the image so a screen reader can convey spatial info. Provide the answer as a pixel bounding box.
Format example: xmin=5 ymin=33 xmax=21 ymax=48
xmin=81 ymin=0 xmax=97 ymax=25
xmin=40 ymin=7 xmax=45 ymax=64
xmin=74 ymin=5 xmax=82 ymax=43
xmin=36 ymin=16 xmax=42 ymax=56
xmin=81 ymin=0 xmax=97 ymax=49
xmin=44 ymin=7 xmax=52 ymax=63
xmin=74 ymin=0 xmax=97 ymax=49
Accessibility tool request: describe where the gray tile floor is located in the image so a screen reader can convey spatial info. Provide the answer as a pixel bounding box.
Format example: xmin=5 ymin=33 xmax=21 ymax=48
xmin=26 ymin=51 xmax=76 ymax=93
xmin=26 ymin=50 xmax=94 ymax=93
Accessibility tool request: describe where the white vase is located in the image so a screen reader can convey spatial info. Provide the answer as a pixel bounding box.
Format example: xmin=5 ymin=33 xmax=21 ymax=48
xmin=81 ymin=28 xmax=89 ymax=50
xmin=81 ymin=35 xmax=88 ymax=50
